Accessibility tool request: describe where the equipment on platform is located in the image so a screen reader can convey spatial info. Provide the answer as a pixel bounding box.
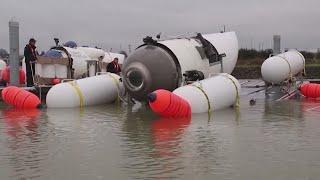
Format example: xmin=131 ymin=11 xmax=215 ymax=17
xmin=183 ymin=70 xmax=205 ymax=83
xmin=123 ymin=32 xmax=239 ymax=101
xmin=261 ymin=50 xmax=305 ymax=84
xmin=46 ymin=73 xmax=124 ymax=108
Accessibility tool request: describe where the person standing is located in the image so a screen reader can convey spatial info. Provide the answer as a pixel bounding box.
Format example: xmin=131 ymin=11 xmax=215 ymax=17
xmin=107 ymin=57 xmax=121 ymax=75
xmin=24 ymin=38 xmax=37 ymax=87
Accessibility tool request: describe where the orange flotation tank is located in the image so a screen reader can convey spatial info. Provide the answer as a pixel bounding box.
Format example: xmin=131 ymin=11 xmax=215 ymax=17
xmin=1 ymin=66 xmax=26 ymax=85
xmin=300 ymin=83 xmax=320 ymax=98
xmin=1 ymin=86 xmax=41 ymax=109
xmin=148 ymin=89 xmax=191 ymax=118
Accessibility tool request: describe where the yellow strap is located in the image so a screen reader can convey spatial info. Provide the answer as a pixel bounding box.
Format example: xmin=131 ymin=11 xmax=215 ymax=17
xmin=277 ymin=56 xmax=292 ymax=80
xmin=295 ymin=51 xmax=306 ymax=76
xmin=191 ymin=83 xmax=212 ymax=116
xmin=222 ymin=74 xmax=240 ymax=108
xmin=68 ymin=81 xmax=85 ymax=107
xmin=107 ymin=73 xmax=120 ymax=103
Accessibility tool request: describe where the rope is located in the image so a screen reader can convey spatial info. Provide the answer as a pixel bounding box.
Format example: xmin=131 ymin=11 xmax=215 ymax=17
xmin=191 ymin=82 xmax=212 ymax=116
xmin=68 ymin=81 xmax=85 ymax=107
xmin=277 ymin=55 xmax=293 ymax=80
xmin=222 ymin=74 xmax=240 ymax=108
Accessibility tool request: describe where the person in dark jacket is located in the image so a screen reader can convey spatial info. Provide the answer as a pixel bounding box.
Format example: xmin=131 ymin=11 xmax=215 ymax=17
xmin=24 ymin=38 xmax=37 ymax=87
xmin=107 ymin=57 xmax=121 ymax=75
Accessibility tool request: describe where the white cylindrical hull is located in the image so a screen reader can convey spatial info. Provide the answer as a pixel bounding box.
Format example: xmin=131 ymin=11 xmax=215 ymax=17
xmin=77 ymin=47 xmax=105 ymax=60
xmin=64 ymin=47 xmax=90 ymax=78
xmin=173 ymin=73 xmax=240 ymax=113
xmin=46 ymin=73 xmax=124 ymax=108
xmin=160 ymin=31 xmax=238 ymax=78
xmin=261 ymin=50 xmax=305 ymax=83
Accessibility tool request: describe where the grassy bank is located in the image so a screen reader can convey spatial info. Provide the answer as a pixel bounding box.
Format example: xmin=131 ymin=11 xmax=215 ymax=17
xmin=233 ymin=49 xmax=320 ymax=79
xmin=232 ymin=59 xmax=320 ymax=79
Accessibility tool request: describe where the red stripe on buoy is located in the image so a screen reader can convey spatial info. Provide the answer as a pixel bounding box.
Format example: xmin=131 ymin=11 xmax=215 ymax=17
xmin=148 ymin=89 xmax=191 ymax=118
xmin=2 ymin=86 xmax=40 ymax=109
xmin=300 ymin=83 xmax=320 ymax=98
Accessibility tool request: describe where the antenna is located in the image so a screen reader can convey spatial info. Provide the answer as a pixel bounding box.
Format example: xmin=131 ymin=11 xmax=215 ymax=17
xmin=54 ymin=38 xmax=60 ymax=47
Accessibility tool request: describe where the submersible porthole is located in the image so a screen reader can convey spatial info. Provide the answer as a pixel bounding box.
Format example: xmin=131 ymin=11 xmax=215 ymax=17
xmin=126 ymin=70 xmax=144 ymax=91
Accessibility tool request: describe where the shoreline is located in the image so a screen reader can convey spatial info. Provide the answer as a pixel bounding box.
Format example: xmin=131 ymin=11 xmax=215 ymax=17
xmin=232 ymin=59 xmax=320 ymax=79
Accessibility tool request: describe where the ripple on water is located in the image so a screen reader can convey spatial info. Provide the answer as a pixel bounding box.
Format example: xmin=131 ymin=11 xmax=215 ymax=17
xmin=0 ymin=97 xmax=320 ymax=179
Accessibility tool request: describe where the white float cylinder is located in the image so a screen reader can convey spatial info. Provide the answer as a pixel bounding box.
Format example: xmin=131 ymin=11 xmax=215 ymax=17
xmin=173 ymin=73 xmax=240 ymax=113
xmin=46 ymin=73 xmax=124 ymax=108
xmin=261 ymin=50 xmax=305 ymax=83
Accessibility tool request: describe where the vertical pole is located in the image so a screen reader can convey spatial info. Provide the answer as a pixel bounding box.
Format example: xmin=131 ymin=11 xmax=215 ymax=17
xmin=9 ymin=21 xmax=19 ymax=86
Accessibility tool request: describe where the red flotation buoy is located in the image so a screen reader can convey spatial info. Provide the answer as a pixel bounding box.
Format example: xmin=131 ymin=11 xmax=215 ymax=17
xmin=148 ymin=89 xmax=191 ymax=117
xmin=1 ymin=66 xmax=26 ymax=85
xmin=1 ymin=86 xmax=41 ymax=109
xmin=300 ymin=83 xmax=320 ymax=98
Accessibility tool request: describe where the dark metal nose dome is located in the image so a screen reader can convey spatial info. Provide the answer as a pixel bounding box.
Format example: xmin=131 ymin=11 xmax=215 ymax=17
xmin=122 ymin=44 xmax=180 ymax=101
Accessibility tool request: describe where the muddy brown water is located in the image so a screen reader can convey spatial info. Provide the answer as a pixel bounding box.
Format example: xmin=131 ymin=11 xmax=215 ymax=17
xmin=0 ymin=84 xmax=320 ymax=180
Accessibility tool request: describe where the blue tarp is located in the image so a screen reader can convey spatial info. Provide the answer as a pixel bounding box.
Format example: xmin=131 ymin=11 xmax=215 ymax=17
xmin=63 ymin=41 xmax=77 ymax=48
xmin=43 ymin=49 xmax=63 ymax=58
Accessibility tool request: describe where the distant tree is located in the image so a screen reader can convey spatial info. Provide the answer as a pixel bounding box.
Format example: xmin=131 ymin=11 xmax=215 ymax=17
xmin=300 ymin=51 xmax=314 ymax=59
xmin=315 ymin=52 xmax=320 ymax=59
xmin=238 ymin=48 xmax=273 ymax=60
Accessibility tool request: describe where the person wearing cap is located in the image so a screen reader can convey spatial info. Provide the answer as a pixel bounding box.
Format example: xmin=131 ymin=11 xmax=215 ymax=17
xmin=24 ymin=38 xmax=38 ymax=87
xmin=107 ymin=57 xmax=121 ymax=75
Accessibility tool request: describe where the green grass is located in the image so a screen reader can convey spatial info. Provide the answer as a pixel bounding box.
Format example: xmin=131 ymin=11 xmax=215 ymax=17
xmin=236 ymin=64 xmax=320 ymax=68
xmin=306 ymin=64 xmax=320 ymax=67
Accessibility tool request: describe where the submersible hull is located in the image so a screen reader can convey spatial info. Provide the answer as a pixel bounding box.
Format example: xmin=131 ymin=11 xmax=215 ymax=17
xmin=123 ymin=32 xmax=239 ymax=101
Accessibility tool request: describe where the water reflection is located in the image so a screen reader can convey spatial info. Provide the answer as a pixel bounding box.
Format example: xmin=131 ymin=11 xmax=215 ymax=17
xmin=2 ymin=108 xmax=40 ymax=137
xmin=1 ymin=98 xmax=320 ymax=179
xmin=152 ymin=117 xmax=191 ymax=158
xmin=300 ymin=98 xmax=320 ymax=113
xmin=1 ymin=108 xmax=47 ymax=179
xmin=264 ymin=100 xmax=303 ymax=120
xmin=119 ymin=107 xmax=239 ymax=179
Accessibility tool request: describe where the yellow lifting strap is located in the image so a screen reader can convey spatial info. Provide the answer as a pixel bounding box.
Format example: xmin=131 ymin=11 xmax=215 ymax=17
xmin=68 ymin=81 xmax=85 ymax=108
xmin=107 ymin=73 xmax=121 ymax=103
xmin=191 ymin=83 xmax=212 ymax=116
xmin=222 ymin=74 xmax=240 ymax=108
xmin=296 ymin=51 xmax=306 ymax=76
xmin=277 ymin=56 xmax=293 ymax=80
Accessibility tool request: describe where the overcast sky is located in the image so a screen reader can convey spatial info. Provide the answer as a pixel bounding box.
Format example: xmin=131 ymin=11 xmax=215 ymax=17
xmin=0 ymin=0 xmax=319 ymax=53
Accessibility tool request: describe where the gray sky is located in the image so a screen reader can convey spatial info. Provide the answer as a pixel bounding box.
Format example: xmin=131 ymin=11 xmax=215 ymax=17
xmin=0 ymin=0 xmax=319 ymax=53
